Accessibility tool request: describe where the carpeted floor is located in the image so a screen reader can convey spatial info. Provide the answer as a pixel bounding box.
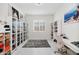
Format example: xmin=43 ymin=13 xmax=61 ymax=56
xmin=22 ymin=40 xmax=51 ymax=48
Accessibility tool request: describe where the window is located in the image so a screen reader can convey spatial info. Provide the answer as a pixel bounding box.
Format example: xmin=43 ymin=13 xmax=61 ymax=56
xmin=33 ymin=20 xmax=45 ymax=32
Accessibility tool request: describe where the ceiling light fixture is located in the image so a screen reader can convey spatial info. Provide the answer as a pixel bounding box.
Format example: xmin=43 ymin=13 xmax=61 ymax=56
xmin=35 ymin=3 xmax=42 ymax=6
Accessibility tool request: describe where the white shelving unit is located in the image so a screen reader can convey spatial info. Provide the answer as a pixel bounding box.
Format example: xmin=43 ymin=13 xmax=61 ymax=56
xmin=4 ymin=25 xmax=11 ymax=55
xmin=0 ymin=4 xmax=28 ymax=55
xmin=0 ymin=23 xmax=11 ymax=55
xmin=0 ymin=25 xmax=5 ymax=55
xmin=17 ymin=20 xmax=21 ymax=46
xmin=11 ymin=17 xmax=17 ymax=53
xmin=24 ymin=22 xmax=28 ymax=41
xmin=11 ymin=6 xmax=28 ymax=54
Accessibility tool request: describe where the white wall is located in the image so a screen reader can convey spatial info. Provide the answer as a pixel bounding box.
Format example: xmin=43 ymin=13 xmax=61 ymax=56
xmin=54 ymin=3 xmax=79 ymax=41
xmin=0 ymin=4 xmax=9 ymax=21
xmin=25 ymin=15 xmax=53 ymax=40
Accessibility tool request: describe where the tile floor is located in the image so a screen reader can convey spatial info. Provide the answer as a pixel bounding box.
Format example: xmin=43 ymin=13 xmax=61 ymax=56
xmin=12 ymin=39 xmax=61 ymax=55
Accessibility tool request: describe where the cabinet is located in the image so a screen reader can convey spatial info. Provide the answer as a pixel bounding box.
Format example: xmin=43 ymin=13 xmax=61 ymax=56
xmin=64 ymin=45 xmax=77 ymax=55
xmin=0 ymin=24 xmax=11 ymax=55
xmin=0 ymin=4 xmax=28 ymax=55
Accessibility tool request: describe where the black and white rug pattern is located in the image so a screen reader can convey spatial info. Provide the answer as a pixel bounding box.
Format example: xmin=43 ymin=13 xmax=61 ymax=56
xmin=22 ymin=40 xmax=51 ymax=48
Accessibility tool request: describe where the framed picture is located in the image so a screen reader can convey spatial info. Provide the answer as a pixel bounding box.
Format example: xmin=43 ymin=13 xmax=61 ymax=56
xmin=64 ymin=5 xmax=79 ymax=23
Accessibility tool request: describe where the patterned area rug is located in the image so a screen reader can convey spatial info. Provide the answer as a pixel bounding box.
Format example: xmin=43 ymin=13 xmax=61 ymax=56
xmin=22 ymin=40 xmax=51 ymax=48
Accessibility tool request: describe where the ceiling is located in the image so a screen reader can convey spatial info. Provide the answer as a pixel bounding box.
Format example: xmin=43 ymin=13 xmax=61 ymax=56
xmin=12 ymin=3 xmax=63 ymax=15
